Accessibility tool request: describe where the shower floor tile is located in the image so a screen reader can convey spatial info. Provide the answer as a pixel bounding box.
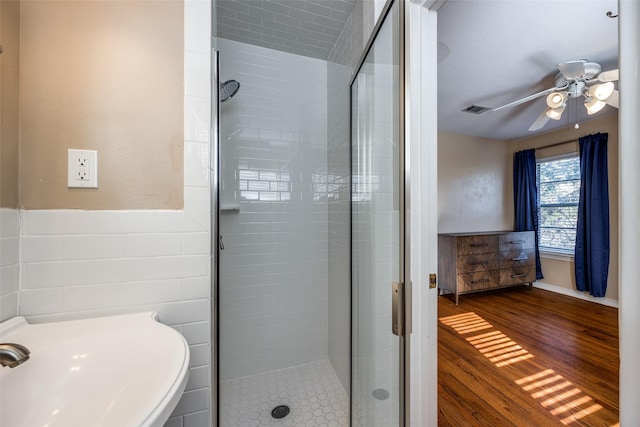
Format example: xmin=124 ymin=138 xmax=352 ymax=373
xmin=219 ymin=359 xmax=349 ymax=426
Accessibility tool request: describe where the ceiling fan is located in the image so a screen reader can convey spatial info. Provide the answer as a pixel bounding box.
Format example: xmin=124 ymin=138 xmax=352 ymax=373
xmin=491 ymin=60 xmax=619 ymax=131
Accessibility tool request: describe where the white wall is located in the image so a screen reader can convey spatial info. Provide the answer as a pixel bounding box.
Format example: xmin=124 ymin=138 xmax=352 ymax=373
xmin=438 ymin=132 xmax=513 ymax=233
xmin=217 ymin=38 xmax=329 ymax=380
xmin=0 ymin=209 xmax=19 ymax=321
xmin=15 ymin=1 xmax=212 ymax=426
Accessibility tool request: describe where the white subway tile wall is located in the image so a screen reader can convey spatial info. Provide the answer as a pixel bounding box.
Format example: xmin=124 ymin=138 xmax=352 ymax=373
xmin=217 ymin=38 xmax=329 ymax=380
xmin=16 ymin=0 xmax=213 ymax=425
xmin=0 ymin=209 xmax=20 ymax=322
xmin=325 ymin=0 xmax=367 ymax=394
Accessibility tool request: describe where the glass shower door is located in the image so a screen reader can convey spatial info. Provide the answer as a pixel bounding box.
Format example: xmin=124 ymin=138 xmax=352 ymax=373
xmin=351 ymin=1 xmax=405 ymax=426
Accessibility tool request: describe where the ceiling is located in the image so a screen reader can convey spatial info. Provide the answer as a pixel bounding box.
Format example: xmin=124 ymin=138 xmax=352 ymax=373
xmin=216 ymin=0 xmax=358 ymax=60
xmin=438 ymin=0 xmax=619 ymax=140
xmin=216 ymin=0 xmax=619 ymax=141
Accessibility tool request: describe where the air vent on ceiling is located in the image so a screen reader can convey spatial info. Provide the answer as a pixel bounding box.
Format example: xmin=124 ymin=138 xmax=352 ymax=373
xmin=462 ymin=105 xmax=491 ymax=114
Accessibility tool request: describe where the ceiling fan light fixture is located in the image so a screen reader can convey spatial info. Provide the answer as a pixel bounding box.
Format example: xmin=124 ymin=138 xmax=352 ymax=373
xmin=584 ymin=97 xmax=606 ymax=115
xmin=545 ymin=105 xmax=565 ymax=120
xmin=590 ymin=81 xmax=615 ymax=101
xmin=546 ymin=91 xmax=568 ymax=108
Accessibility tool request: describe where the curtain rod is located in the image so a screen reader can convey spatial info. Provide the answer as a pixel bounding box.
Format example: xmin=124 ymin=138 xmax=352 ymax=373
xmin=533 ymin=138 xmax=579 ymax=151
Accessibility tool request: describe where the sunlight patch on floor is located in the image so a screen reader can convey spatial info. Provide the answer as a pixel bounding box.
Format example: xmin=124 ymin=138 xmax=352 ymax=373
xmin=438 ymin=312 xmax=493 ymax=334
xmin=516 ymin=369 xmax=603 ymax=425
xmin=466 ymin=330 xmax=534 ymax=367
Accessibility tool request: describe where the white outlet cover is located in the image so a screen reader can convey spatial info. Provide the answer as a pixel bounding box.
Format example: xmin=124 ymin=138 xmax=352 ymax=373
xmin=68 ymin=149 xmax=98 ymax=188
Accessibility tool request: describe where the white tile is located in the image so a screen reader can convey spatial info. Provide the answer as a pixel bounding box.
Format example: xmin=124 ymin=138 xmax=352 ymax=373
xmin=189 ymin=343 xmax=210 ymax=368
xmin=1 ymin=237 xmax=20 ymax=265
xmin=164 ymin=416 xmax=184 ymax=427
xmin=155 ymin=299 xmax=210 ymax=325
xmin=155 ymin=255 xmax=208 ymax=279
xmin=93 ymin=211 xmax=156 ymax=234
xmin=184 ymin=0 xmax=211 ymax=54
xmin=61 ymin=280 xmax=182 ymax=312
xmin=181 ymin=321 xmax=210 ymax=345
xmin=124 ymin=234 xmax=183 ymax=257
xmin=185 ymin=51 xmax=210 ymax=99
xmin=184 ymin=410 xmax=210 ymax=427
xmin=171 ymin=388 xmax=210 ymax=417
xmin=156 ymin=211 xmax=206 ymax=233
xmin=184 ymin=187 xmax=210 ymax=229
xmin=0 ymin=292 xmax=18 ymax=321
xmin=182 ymin=233 xmax=209 ymax=255
xmin=219 ymin=359 xmax=348 ymax=426
xmin=186 ymin=365 xmax=209 ymax=391
xmin=23 ymin=210 xmax=96 ymax=235
xmin=19 ymin=289 xmax=63 ymax=316
xmin=184 ymin=141 xmax=210 ymax=188
xmin=184 ymin=96 xmax=211 ymax=143
xmin=183 ymin=276 xmax=210 ymax=300
xmin=62 ymin=235 xmax=125 ymax=260
xmin=0 ymin=265 xmax=18 ymax=295
xmin=22 ymin=258 xmax=157 ymax=289
xmin=0 ymin=208 xmax=18 ymax=238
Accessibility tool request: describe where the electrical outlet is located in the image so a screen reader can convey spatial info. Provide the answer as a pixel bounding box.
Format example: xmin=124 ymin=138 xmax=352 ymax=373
xmin=68 ymin=149 xmax=98 ymax=188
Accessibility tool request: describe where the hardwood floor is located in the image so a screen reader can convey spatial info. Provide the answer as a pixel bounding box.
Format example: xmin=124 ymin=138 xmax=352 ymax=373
xmin=438 ymin=286 xmax=619 ymax=426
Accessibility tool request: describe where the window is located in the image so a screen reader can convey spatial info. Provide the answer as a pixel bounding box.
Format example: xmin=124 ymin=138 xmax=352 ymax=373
xmin=536 ymin=156 xmax=581 ymax=253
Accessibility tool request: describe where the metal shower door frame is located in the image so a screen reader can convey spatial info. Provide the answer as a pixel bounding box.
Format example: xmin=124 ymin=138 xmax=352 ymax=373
xmin=349 ymin=0 xmax=410 ymax=424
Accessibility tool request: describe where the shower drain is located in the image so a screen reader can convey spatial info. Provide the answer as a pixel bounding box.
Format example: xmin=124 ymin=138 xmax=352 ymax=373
xmin=372 ymin=388 xmax=390 ymax=400
xmin=271 ymin=405 xmax=291 ymax=419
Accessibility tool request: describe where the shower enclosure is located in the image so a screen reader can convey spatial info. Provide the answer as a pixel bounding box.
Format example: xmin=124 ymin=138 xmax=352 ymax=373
xmin=212 ymin=0 xmax=406 ymax=425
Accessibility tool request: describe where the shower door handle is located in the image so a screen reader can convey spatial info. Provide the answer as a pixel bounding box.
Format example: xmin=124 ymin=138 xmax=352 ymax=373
xmin=392 ymin=281 xmax=405 ymax=337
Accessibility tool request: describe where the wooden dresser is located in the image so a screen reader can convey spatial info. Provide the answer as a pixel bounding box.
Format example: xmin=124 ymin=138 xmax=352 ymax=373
xmin=438 ymin=231 xmax=536 ymax=304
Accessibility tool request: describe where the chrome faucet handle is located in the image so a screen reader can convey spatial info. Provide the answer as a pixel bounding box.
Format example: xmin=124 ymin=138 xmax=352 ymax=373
xmin=0 ymin=343 xmax=31 ymax=368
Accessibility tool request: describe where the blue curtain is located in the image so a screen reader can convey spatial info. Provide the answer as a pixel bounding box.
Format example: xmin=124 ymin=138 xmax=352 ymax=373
xmin=513 ymin=149 xmax=543 ymax=280
xmin=575 ymin=133 xmax=610 ymax=297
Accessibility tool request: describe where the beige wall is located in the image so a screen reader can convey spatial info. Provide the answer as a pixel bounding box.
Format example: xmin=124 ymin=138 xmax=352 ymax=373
xmin=438 ymin=132 xmax=513 ymax=233
xmin=1 ymin=1 xmax=20 ymax=208
xmin=19 ymin=0 xmax=184 ymax=210
xmin=513 ymin=113 xmax=619 ymax=301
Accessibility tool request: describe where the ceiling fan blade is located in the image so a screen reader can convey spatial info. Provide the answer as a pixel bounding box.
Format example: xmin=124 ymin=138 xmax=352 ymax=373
xmin=558 ymin=60 xmax=586 ymax=79
xmin=529 ymin=109 xmax=551 ymax=131
xmin=598 ymin=69 xmax=619 ymax=82
xmin=605 ymin=89 xmax=619 ymax=108
xmin=491 ymin=87 xmax=558 ymax=113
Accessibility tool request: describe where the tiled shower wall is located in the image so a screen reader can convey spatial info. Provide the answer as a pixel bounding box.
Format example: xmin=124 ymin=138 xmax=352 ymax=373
xmin=217 ymin=38 xmax=329 ymax=380
xmin=326 ymin=0 xmax=374 ymax=395
xmin=0 ymin=209 xmax=19 ymax=322
xmin=14 ymin=1 xmax=213 ymax=426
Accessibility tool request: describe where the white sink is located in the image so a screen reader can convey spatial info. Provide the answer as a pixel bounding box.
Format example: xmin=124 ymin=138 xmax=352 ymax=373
xmin=0 ymin=312 xmax=190 ymax=427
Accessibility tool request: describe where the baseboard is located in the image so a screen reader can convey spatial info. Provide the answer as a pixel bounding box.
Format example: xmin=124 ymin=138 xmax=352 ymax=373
xmin=533 ymin=282 xmax=619 ymax=308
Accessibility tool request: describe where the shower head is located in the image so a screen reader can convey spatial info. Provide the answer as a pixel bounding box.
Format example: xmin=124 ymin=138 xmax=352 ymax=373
xmin=220 ymin=80 xmax=240 ymax=103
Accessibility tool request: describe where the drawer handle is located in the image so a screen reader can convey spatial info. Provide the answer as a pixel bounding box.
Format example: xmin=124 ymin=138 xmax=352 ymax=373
xmin=470 ymin=243 xmax=489 ymax=247
xmin=509 ymin=240 xmax=525 ymax=244
xmin=471 ymin=279 xmax=490 ymax=284
xmin=470 ymin=261 xmax=488 ymax=266
xmin=511 ymin=273 xmax=527 ymax=278
xmin=511 ymin=257 xmax=528 ymax=261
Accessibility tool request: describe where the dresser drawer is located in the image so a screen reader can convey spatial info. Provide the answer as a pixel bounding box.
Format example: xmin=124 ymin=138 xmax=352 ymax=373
xmin=458 ymin=270 xmax=499 ymax=292
xmin=457 ymin=253 xmax=500 ymax=273
xmin=499 ymin=249 xmax=534 ymax=269
xmin=499 ymin=266 xmax=535 ymax=286
xmin=457 ymin=235 xmax=499 ymax=255
xmin=499 ymin=232 xmax=534 ymax=251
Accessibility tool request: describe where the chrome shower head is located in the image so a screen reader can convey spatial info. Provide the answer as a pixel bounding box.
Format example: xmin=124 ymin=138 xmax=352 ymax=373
xmin=220 ymin=80 xmax=240 ymax=103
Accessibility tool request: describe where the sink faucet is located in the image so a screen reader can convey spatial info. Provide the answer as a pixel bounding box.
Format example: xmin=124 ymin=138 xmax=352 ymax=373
xmin=0 ymin=343 xmax=31 ymax=368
